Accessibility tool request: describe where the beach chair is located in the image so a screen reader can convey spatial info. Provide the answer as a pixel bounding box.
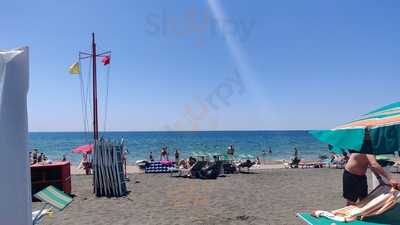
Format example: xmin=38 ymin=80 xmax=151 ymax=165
xmin=289 ymin=157 xmax=301 ymax=168
xmin=176 ymin=161 xmax=207 ymax=178
xmin=199 ymin=161 xmax=223 ymax=179
xmin=389 ymin=160 xmax=400 ymax=173
xmin=390 ymin=164 xmax=400 ymax=173
xmin=297 ymin=206 xmax=400 ymax=225
xmin=223 ymin=162 xmax=237 ymax=174
xmin=32 ymin=185 xmax=73 ymax=224
xmin=237 ymin=160 xmax=256 ymax=172
xmin=297 ymin=184 xmax=400 ymax=225
xmin=299 ymin=160 xmax=324 ymax=169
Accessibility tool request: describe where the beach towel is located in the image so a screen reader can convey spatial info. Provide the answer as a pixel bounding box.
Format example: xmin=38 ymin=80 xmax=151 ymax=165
xmin=32 ymin=186 xmax=73 ymax=224
xmin=297 ymin=209 xmax=400 ymax=225
xmin=160 ymin=160 xmax=173 ymax=166
xmin=298 ymin=185 xmax=400 ymax=225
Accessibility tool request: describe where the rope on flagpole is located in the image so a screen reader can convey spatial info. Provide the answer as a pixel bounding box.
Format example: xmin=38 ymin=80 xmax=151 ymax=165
xmin=78 ymin=57 xmax=89 ymax=143
xmin=103 ymin=56 xmax=111 ymax=132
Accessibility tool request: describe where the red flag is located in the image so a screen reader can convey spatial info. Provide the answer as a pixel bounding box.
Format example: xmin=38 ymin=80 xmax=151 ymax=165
xmin=102 ymin=55 xmax=110 ymax=65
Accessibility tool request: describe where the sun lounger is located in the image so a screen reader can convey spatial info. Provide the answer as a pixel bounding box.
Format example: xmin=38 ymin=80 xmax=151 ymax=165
xmin=297 ymin=207 xmax=400 ymax=225
xmin=199 ymin=161 xmax=223 ymax=179
xmin=297 ymin=184 xmax=400 ymax=225
xmin=32 ymin=185 xmax=73 ymax=224
xmin=389 ymin=160 xmax=400 ymax=173
xmin=390 ymin=165 xmax=400 ymax=173
xmin=176 ymin=161 xmax=207 ymax=178
xmin=299 ymin=160 xmax=324 ymax=169
xmin=237 ymin=160 xmax=256 ymax=172
xmin=223 ymin=162 xmax=237 ymax=174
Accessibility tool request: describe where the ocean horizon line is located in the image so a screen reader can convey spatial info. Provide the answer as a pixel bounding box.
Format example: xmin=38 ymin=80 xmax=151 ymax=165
xmin=28 ymin=129 xmax=318 ymax=133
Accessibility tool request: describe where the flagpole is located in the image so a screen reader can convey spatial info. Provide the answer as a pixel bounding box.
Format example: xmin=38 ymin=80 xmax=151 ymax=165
xmin=92 ymin=32 xmax=99 ymax=141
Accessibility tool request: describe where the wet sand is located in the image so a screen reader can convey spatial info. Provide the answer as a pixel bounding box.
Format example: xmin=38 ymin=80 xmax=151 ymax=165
xmin=33 ymin=169 xmax=399 ymax=225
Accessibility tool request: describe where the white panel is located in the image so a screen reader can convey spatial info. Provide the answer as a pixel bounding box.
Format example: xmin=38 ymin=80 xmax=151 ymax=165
xmin=0 ymin=47 xmax=30 ymax=225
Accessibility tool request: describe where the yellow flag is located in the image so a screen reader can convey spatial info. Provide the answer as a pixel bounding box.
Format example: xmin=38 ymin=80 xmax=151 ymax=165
xmin=69 ymin=62 xmax=80 ymax=75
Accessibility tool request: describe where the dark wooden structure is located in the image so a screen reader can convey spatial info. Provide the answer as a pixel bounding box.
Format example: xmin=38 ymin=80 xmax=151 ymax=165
xmin=31 ymin=161 xmax=71 ymax=195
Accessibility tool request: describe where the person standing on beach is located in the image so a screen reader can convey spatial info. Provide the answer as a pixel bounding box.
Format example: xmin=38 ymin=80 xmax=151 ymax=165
xmin=149 ymin=151 xmax=154 ymax=162
xmin=343 ymin=130 xmax=400 ymax=205
xmin=175 ymin=149 xmax=180 ymax=163
xmin=261 ymin=149 xmax=267 ymax=163
xmin=32 ymin=149 xmax=38 ymax=164
xmin=268 ymin=147 xmax=272 ymax=154
xmin=160 ymin=147 xmax=168 ymax=160
xmin=290 ymin=147 xmax=300 ymax=168
xmin=227 ymin=145 xmax=235 ymax=156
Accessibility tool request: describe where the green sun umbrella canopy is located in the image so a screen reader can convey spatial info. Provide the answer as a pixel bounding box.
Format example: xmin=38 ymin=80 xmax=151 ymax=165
xmin=310 ymin=101 xmax=400 ymax=155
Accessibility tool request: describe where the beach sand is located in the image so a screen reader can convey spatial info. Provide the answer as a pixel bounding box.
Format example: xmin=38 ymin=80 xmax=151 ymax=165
xmin=69 ymin=161 xmax=286 ymax=175
xmin=33 ymin=168 xmax=400 ymax=225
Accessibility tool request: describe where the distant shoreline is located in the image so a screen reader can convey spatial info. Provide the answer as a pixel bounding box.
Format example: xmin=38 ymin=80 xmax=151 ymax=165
xmin=70 ymin=160 xmax=286 ymax=175
xmin=28 ymin=129 xmax=313 ymax=133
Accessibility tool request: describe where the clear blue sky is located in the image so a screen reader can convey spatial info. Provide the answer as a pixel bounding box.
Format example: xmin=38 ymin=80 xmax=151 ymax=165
xmin=2 ymin=0 xmax=400 ymax=131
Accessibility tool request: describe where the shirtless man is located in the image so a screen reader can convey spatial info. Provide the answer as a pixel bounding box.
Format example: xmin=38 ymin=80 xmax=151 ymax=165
xmin=344 ymin=145 xmax=400 ymax=205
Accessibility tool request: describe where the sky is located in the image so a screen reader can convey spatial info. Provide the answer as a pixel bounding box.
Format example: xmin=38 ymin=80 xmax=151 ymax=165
xmin=2 ymin=0 xmax=400 ymax=132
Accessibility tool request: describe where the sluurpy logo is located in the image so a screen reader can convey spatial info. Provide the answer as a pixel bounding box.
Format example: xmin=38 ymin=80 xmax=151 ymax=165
xmin=144 ymin=8 xmax=256 ymax=46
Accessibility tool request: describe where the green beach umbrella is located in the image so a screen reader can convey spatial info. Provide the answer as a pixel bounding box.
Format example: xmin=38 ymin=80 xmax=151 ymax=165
xmin=310 ymin=101 xmax=400 ymax=155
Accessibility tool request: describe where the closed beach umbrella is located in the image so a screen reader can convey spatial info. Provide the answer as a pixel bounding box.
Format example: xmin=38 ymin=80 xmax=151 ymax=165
xmin=238 ymin=154 xmax=249 ymax=159
xmin=310 ymin=101 xmax=400 ymax=155
xmin=72 ymin=144 xmax=93 ymax=154
xmin=247 ymin=154 xmax=256 ymax=159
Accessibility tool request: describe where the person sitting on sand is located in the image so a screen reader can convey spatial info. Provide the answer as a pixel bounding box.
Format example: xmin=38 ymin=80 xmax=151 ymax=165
xmin=343 ymin=129 xmax=400 ymax=206
xmin=256 ymin=156 xmax=261 ymax=165
xmin=178 ymin=159 xmax=188 ymax=169
xmin=78 ymin=153 xmax=88 ymax=169
xmin=330 ymin=152 xmax=339 ymax=163
xmin=37 ymin=153 xmax=44 ymax=163
xmin=342 ymin=151 xmax=349 ymax=163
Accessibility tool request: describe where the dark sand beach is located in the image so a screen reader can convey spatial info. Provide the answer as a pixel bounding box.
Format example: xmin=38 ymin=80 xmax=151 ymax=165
xmin=33 ymin=169 xmax=399 ymax=225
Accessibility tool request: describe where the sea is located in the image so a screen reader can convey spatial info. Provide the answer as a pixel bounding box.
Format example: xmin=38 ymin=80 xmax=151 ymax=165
xmin=28 ymin=131 xmax=328 ymax=165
